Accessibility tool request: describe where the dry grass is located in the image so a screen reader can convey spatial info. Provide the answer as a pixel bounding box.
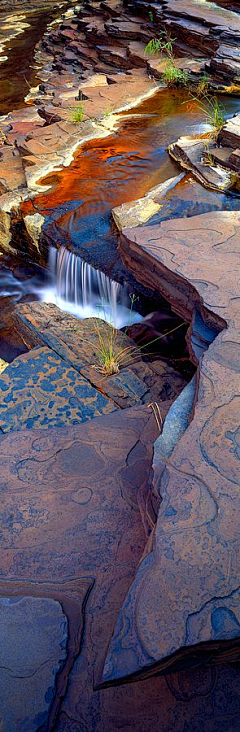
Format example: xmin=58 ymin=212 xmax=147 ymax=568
xmin=80 ymin=317 xmax=187 ymax=377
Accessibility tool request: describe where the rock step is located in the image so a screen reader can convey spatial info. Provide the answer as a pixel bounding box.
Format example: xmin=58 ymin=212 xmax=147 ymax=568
xmin=204 ymin=146 xmax=232 ymax=168
xmin=15 ymin=302 xmax=188 ymax=416
xmin=218 ymin=112 xmax=240 ymax=148
xmin=104 ymin=18 xmax=151 ymax=43
xmin=100 ymin=0 xmax=123 ymax=17
xmin=229 ymin=148 xmax=240 ymax=173
xmin=96 ymin=45 xmax=134 ymax=68
xmin=0 ymin=346 xmax=116 ymax=433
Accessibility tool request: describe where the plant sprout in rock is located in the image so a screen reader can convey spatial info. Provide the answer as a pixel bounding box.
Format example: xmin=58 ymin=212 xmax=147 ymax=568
xmin=91 ymin=319 xmax=187 ymax=376
xmin=194 ymin=95 xmax=225 ymax=134
xmin=144 ymin=38 xmax=162 ymax=56
xmin=77 ymin=294 xmax=187 ymax=376
xmin=144 ymin=32 xmax=188 ymax=87
xmin=163 ymin=63 xmax=189 ymax=88
xmin=70 ymin=104 xmax=83 ymax=123
xmin=148 ymin=10 xmax=154 ymax=23
xmin=196 ymin=74 xmax=209 ymax=97
xmin=203 ymin=144 xmax=215 ymax=167
xmin=104 ymin=104 xmax=112 ymax=117
xmin=144 ymin=35 xmax=175 ymax=57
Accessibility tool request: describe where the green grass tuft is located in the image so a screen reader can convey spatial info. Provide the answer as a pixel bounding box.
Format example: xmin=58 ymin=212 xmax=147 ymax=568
xmin=193 ymin=94 xmax=225 ymax=134
xmin=163 ymin=62 xmax=189 ymax=87
xmin=70 ymin=104 xmax=83 ymax=123
xmin=196 ymin=74 xmax=209 ymax=97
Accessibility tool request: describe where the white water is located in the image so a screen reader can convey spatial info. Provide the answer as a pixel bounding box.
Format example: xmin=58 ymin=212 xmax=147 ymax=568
xmin=41 ymin=246 xmax=143 ymax=329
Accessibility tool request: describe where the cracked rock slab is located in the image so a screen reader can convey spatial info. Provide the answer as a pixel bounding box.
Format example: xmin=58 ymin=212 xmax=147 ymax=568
xmin=0 ymin=595 xmax=68 ymax=732
xmin=99 ymin=211 xmax=240 ymax=685
xmin=0 ymin=405 xmax=159 ymax=726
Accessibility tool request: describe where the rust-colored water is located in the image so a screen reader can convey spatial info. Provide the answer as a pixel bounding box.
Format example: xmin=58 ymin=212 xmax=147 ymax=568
xmin=29 ymin=89 xmax=240 ymax=281
xmin=27 ymin=90 xmax=204 ymax=280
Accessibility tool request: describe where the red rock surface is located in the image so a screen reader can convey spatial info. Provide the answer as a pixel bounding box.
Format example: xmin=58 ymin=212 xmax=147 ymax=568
xmin=1 ymin=404 xmax=239 ymax=730
xmin=0 ymin=406 xmax=159 ymax=727
xmin=99 ymin=211 xmax=240 ymax=684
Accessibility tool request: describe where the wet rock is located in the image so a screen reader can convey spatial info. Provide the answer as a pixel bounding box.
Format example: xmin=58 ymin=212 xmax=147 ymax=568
xmin=38 ymin=105 xmax=62 ymax=124
xmin=24 ymin=212 xmax=44 ymax=252
xmin=14 ymin=302 xmax=187 ymax=414
xmin=229 ymin=148 xmax=240 ymax=173
xmin=112 ymin=174 xmax=184 ymax=229
xmin=104 ymin=19 xmax=151 ymax=43
xmin=97 ymin=45 xmax=134 ymax=69
xmin=101 ymin=0 xmax=123 ymax=18
xmin=0 ymin=209 xmax=12 ymax=253
xmin=113 ymin=196 xmax=161 ymax=229
xmin=169 ymin=136 xmax=236 ymax=191
xmin=218 ymin=112 xmax=240 ymax=148
xmin=127 ymin=40 xmax=148 ymax=67
xmin=126 ymin=311 xmax=189 ymax=359
xmin=0 ymin=405 xmax=162 ymax=729
xmin=209 ymin=43 xmax=240 ymax=81
xmin=0 ymin=147 xmax=26 ymax=193
xmin=147 ymin=56 xmax=204 ymax=81
xmin=0 ymin=357 xmax=7 ymax=373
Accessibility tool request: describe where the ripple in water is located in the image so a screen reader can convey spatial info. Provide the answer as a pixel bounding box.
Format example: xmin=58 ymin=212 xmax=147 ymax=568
xmin=41 ymin=246 xmax=142 ymax=329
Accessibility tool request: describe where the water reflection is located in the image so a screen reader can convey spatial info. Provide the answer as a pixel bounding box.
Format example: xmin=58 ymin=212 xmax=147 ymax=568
xmin=0 ymin=4 xmax=70 ymax=115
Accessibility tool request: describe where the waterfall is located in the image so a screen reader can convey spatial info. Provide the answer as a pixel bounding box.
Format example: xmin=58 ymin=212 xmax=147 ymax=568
xmin=41 ymin=246 xmax=142 ymax=329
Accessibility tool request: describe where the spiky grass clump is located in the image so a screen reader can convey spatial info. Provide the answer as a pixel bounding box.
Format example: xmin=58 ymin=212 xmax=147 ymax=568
xmin=144 ymin=36 xmax=174 ymax=57
xmin=163 ymin=62 xmax=189 ymax=87
xmin=70 ymin=104 xmax=83 ymax=123
xmin=195 ymin=95 xmax=225 ymax=134
xmin=86 ymin=317 xmax=140 ymax=376
xmin=104 ymin=104 xmax=112 ymax=117
xmin=82 ymin=317 xmax=187 ymax=377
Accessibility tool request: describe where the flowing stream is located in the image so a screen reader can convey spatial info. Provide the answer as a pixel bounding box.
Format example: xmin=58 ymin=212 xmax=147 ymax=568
xmin=1 ymin=7 xmax=240 ymax=331
xmin=29 ymin=90 xmax=240 ymax=325
xmin=45 ymin=246 xmax=143 ymax=327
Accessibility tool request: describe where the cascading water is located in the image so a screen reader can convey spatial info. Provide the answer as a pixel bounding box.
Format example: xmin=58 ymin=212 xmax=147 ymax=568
xmin=41 ymin=246 xmax=142 ymax=328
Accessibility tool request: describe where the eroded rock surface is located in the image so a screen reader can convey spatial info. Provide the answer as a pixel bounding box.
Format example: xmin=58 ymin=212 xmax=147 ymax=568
xmin=0 ymin=406 xmax=160 ymax=730
xmin=14 ymin=301 xmax=189 ymax=415
xmin=99 ymin=210 xmax=240 ymax=684
xmin=0 ymin=345 xmax=116 ymax=432
xmin=0 ymin=596 xmax=68 ymax=732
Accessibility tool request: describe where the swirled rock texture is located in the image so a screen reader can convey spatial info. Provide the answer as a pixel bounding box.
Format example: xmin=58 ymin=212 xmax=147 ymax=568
xmin=100 ymin=210 xmax=240 ymax=685
xmin=0 ymin=405 xmax=160 ymax=729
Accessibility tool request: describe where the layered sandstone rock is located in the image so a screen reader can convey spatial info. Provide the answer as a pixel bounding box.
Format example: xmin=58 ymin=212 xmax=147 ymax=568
xmin=99 ymin=210 xmax=240 ymax=684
